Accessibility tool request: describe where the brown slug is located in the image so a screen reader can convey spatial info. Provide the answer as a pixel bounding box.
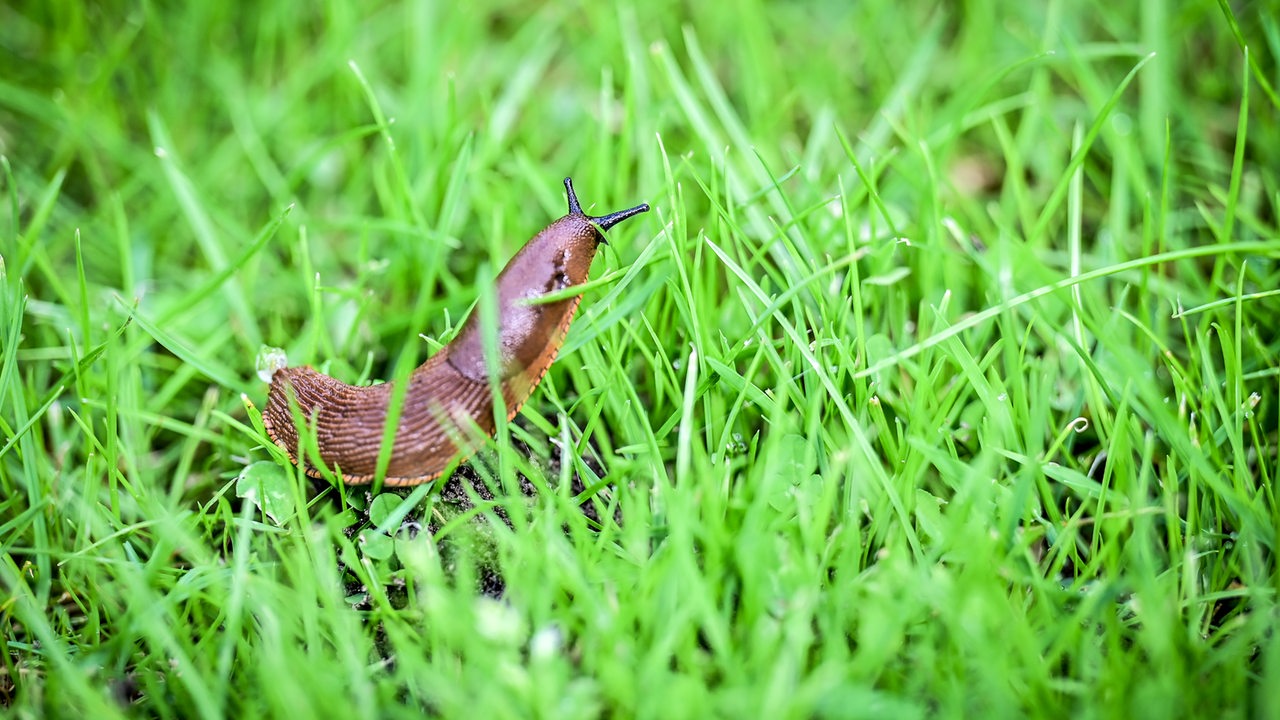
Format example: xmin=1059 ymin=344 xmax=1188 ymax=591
xmin=263 ymin=177 xmax=649 ymax=486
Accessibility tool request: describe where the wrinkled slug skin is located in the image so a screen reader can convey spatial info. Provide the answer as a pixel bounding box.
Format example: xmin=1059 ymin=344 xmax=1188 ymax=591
xmin=262 ymin=178 xmax=649 ymax=486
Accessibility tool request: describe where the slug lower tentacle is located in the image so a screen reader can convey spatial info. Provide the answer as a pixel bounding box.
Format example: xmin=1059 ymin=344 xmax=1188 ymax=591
xmin=263 ymin=177 xmax=649 ymax=485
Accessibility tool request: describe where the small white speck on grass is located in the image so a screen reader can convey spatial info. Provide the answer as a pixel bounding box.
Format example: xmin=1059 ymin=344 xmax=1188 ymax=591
xmin=998 ymin=261 xmax=1013 ymax=296
xmin=826 ymin=195 xmax=844 ymax=219
xmin=154 ymin=146 xmax=167 ymax=158
xmin=529 ymin=625 xmax=563 ymax=661
xmin=941 ymin=216 xmax=963 ymax=240
xmin=476 ymin=598 xmax=526 ymax=645
xmin=863 ymin=267 xmax=910 ymax=287
xmin=255 ymin=346 xmax=289 ymax=383
xmin=309 ymin=150 xmax=346 ymax=188
xmin=725 ymin=433 xmax=747 ymax=455
xmin=828 ymin=274 xmax=843 ymax=296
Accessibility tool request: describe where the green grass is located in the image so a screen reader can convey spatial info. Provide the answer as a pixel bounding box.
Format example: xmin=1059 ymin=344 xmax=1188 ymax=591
xmin=3 ymin=1 xmax=1280 ymax=717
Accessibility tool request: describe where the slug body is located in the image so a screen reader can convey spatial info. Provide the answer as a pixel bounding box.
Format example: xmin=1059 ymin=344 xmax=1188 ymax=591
xmin=264 ymin=178 xmax=649 ymax=486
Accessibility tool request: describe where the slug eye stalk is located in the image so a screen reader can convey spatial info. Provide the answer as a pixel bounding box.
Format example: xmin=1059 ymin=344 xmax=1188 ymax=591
xmin=564 ymin=176 xmax=649 ymax=231
xmin=263 ymin=177 xmax=650 ymax=486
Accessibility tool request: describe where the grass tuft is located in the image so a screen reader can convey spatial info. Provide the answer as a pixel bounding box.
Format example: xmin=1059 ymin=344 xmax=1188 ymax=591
xmin=2 ymin=1 xmax=1279 ymax=717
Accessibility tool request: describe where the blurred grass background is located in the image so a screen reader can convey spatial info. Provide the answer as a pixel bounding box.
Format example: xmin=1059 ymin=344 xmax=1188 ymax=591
xmin=2 ymin=1 xmax=1279 ymax=717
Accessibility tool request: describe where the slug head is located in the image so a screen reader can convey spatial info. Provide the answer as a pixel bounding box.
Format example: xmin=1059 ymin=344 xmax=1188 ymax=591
xmin=445 ymin=178 xmax=650 ymax=384
xmin=563 ymin=176 xmax=650 ymax=240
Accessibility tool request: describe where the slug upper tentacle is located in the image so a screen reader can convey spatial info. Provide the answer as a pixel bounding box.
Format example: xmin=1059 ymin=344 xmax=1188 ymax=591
xmin=263 ymin=177 xmax=649 ymax=485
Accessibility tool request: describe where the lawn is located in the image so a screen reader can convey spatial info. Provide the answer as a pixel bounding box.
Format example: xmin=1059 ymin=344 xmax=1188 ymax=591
xmin=2 ymin=1 xmax=1279 ymax=717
